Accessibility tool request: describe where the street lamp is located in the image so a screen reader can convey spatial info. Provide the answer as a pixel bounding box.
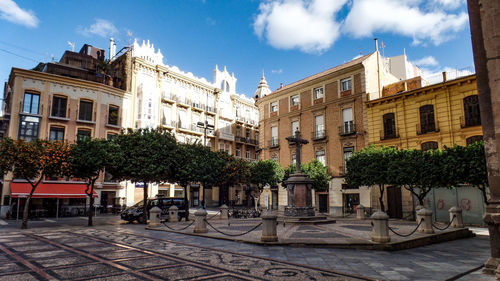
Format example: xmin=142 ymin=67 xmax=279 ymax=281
xmin=197 ymin=121 xmax=214 ymax=146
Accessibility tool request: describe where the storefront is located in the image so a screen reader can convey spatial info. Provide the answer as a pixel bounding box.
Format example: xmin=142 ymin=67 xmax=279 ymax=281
xmin=9 ymin=182 xmax=97 ymax=220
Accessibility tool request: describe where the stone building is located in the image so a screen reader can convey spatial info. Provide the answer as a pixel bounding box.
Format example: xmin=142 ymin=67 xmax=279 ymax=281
xmin=112 ymin=39 xmax=259 ymax=207
xmin=0 ymin=45 xmax=133 ymax=218
xmin=255 ymin=51 xmax=401 ymax=214
xmin=365 ymin=73 xmax=484 ymax=222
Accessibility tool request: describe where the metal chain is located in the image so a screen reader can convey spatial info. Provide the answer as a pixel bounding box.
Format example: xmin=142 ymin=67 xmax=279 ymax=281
xmin=388 ymin=218 xmax=424 ymax=237
xmin=207 ymin=211 xmax=221 ymax=220
xmin=161 ymin=220 xmax=195 ymax=231
xmin=432 ymin=215 xmax=456 ymax=231
xmin=204 ymin=219 xmax=262 ymax=237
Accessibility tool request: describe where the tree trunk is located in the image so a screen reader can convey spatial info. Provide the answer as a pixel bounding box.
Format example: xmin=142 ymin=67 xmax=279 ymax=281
xmin=378 ymin=184 xmax=385 ymax=212
xmin=142 ymin=181 xmax=148 ymax=224
xmin=21 ymin=196 xmax=31 ymax=229
xmin=88 ymin=196 xmax=94 ymax=226
xmin=183 ymin=184 xmax=189 ymax=221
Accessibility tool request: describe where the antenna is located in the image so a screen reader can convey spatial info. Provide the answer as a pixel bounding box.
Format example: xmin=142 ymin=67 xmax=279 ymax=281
xmin=380 ymin=41 xmax=386 ymax=57
xmin=67 ymin=41 xmax=75 ymax=52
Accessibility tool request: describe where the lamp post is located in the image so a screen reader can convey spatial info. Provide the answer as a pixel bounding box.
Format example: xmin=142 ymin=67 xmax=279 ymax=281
xmin=197 ymin=121 xmax=214 ymax=147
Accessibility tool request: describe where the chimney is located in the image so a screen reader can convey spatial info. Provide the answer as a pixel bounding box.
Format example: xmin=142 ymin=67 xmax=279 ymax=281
xmin=280 ymin=83 xmax=284 ymax=89
xmin=374 ymin=38 xmax=379 ymax=52
xmin=109 ymin=38 xmax=116 ymax=60
xmin=442 ymin=71 xmax=447 ymax=82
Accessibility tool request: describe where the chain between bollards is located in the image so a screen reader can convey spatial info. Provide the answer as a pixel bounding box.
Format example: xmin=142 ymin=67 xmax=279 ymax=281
xmin=432 ymin=215 xmax=456 ymax=231
xmin=204 ymin=219 xmax=262 ymax=237
xmin=162 ymin=220 xmax=195 ymax=231
xmin=207 ymin=211 xmax=221 ymax=220
xmin=388 ymin=218 xmax=424 ymax=237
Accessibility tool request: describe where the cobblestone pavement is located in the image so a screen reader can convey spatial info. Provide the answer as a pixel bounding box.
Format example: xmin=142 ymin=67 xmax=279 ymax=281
xmin=0 ymin=227 xmax=371 ymax=281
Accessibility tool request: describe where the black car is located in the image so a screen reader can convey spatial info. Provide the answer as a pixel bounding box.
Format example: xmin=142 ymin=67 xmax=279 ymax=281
xmin=120 ymin=197 xmax=187 ymax=223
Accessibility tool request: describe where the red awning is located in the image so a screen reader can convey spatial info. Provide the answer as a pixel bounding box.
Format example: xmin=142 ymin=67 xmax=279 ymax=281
xmin=10 ymin=182 xmax=98 ymax=198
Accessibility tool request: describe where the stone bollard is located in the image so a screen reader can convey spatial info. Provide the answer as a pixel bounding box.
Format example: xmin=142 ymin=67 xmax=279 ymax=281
xmin=449 ymin=206 xmax=464 ymax=228
xmin=194 ymin=208 xmax=208 ymax=233
xmin=371 ymin=211 xmax=390 ymax=243
xmin=220 ymin=204 xmax=229 ymax=220
xmin=169 ymin=205 xmax=178 ymax=222
xmin=261 ymin=212 xmax=278 ymax=242
xmin=148 ymin=206 xmax=161 ymax=227
xmin=357 ymin=204 xmax=366 ymax=220
xmin=417 ymin=207 xmax=434 ymax=234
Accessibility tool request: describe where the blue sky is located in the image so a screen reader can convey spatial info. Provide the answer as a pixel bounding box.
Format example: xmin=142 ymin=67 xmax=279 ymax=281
xmin=0 ymin=0 xmax=473 ymax=100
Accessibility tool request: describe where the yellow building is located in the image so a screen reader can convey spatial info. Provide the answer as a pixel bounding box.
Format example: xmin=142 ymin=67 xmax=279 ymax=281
xmin=365 ymin=73 xmax=483 ymax=219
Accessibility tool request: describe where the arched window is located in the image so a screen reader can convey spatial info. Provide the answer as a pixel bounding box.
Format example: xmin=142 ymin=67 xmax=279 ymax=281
xmin=220 ymin=80 xmax=225 ymax=91
xmin=421 ymin=141 xmax=438 ymax=151
xmin=419 ymin=105 xmax=436 ymax=134
xmin=466 ymin=135 xmax=483 ymax=146
xmin=463 ymin=95 xmax=481 ymax=127
xmin=382 ymin=113 xmax=397 ymax=139
xmin=226 ymin=81 xmax=230 ymax=92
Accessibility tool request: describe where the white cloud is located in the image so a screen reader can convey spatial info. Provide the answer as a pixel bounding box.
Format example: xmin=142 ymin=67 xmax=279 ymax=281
xmin=0 ymin=0 xmax=38 ymax=28
xmin=342 ymin=0 xmax=468 ymax=45
xmin=413 ymin=56 xmax=438 ymax=67
xmin=80 ymin=19 xmax=117 ymax=38
xmin=431 ymin=0 xmax=465 ymax=10
xmin=422 ymin=66 xmax=474 ymax=84
xmin=253 ymin=0 xmax=347 ymax=54
xmin=271 ymin=68 xmax=283 ymax=74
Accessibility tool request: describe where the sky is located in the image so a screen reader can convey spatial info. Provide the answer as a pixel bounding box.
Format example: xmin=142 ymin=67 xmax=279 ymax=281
xmin=0 ymin=0 xmax=474 ymax=101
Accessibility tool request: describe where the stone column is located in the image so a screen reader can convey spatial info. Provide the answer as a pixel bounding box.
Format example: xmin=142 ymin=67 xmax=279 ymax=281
xmin=357 ymin=204 xmax=366 ymax=220
xmin=449 ymin=206 xmax=464 ymax=228
xmin=220 ymin=204 xmax=228 ymax=220
xmin=417 ymin=208 xmax=434 ymax=234
xmin=169 ymin=205 xmax=178 ymax=222
xmin=194 ymin=208 xmax=208 ymax=233
xmin=371 ymin=211 xmax=390 ymax=243
xmin=148 ymin=206 xmax=161 ymax=228
xmin=261 ymin=212 xmax=278 ymax=242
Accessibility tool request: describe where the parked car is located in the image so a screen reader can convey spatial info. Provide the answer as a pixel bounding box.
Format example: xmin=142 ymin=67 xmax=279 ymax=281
xmin=120 ymin=196 xmax=187 ymax=223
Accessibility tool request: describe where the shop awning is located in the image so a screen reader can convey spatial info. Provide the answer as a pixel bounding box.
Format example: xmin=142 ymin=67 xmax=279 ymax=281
xmin=10 ymin=182 xmax=98 ymax=198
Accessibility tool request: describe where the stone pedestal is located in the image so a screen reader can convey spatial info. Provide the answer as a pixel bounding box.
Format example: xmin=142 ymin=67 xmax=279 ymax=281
xmin=220 ymin=204 xmax=228 ymax=220
xmin=169 ymin=205 xmax=178 ymax=222
xmin=417 ymin=208 xmax=434 ymax=234
xmin=194 ymin=209 xmax=207 ymax=233
xmin=449 ymin=206 xmax=464 ymax=228
xmin=261 ymin=212 xmax=278 ymax=242
xmin=357 ymin=204 xmax=366 ymax=220
xmin=284 ymin=173 xmax=314 ymax=217
xmin=371 ymin=211 xmax=390 ymax=243
xmin=148 ymin=206 xmax=161 ymax=228
xmin=483 ymin=208 xmax=500 ymax=275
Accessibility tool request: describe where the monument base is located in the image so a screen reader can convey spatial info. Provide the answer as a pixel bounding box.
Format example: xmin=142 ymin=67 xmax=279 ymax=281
xmin=285 ymin=206 xmax=315 ymax=217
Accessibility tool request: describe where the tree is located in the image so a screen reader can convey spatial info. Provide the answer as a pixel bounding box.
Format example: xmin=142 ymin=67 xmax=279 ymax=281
xmin=213 ymin=153 xmax=252 ymax=206
xmin=110 ymin=128 xmax=177 ymax=224
xmin=12 ymin=140 xmax=71 ymax=229
xmin=250 ymin=160 xmax=284 ymax=210
xmin=70 ymin=138 xmax=114 ymax=226
xmin=0 ymin=138 xmax=15 ymax=176
xmin=195 ymin=149 xmax=227 ymax=208
xmin=282 ymin=160 xmax=331 ymax=191
xmin=345 ymin=145 xmax=397 ymax=212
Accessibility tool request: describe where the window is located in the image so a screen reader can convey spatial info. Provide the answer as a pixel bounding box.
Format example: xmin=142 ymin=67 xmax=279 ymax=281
xmin=313 ymin=87 xmax=324 ymax=100
xmin=236 ymin=126 xmax=241 ymax=137
xmin=271 ymin=126 xmax=278 ymax=147
xmin=236 ymin=147 xmax=241 ymax=157
xmin=314 ymin=115 xmax=324 ymax=139
xmin=291 ymin=154 xmax=296 ymax=164
xmin=291 ymin=121 xmax=299 ymax=134
xmin=383 ymin=113 xmax=397 ymax=139
xmin=49 ymin=127 xmax=65 ymax=141
xmin=341 ymin=77 xmax=352 ymax=92
xmin=419 ymin=105 xmax=436 ymax=134
xmin=107 ymin=133 xmax=117 ymax=140
xmin=219 ymin=143 xmax=225 ymax=152
xmin=18 ymin=115 xmax=40 ymax=141
xmin=162 ymin=105 xmax=172 ymax=126
xmin=270 ymin=101 xmax=278 ymax=113
xmin=23 ymin=92 xmax=40 ymax=114
xmin=246 ymin=129 xmax=250 ymax=139
xmin=78 ymin=100 xmax=93 ymax=121
xmin=77 ymin=129 xmax=91 ymax=141
xmin=464 ymin=95 xmax=481 ymax=127
xmin=108 ymin=105 xmax=119 ymax=126
xmin=343 ymin=147 xmax=354 ymax=170
xmin=178 ymin=110 xmax=187 ymax=129
xmin=316 ymin=149 xmax=326 ymax=165
xmin=421 ymin=141 xmax=438 ymax=151
xmin=466 ymin=135 xmax=483 ymax=146
xmin=342 ymin=108 xmax=354 ymax=134
xmin=271 ymin=154 xmax=278 ymax=161
xmin=290 ymin=95 xmax=300 ymax=106
xmin=51 ymin=96 xmax=67 ymax=118
xmin=246 ymin=150 xmax=251 ymax=159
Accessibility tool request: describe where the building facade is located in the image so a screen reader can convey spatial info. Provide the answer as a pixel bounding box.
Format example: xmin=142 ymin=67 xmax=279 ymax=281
xmin=0 ymin=57 xmax=133 ymax=218
xmin=365 ymin=74 xmax=484 ymax=222
xmin=255 ymin=51 xmax=400 ymax=215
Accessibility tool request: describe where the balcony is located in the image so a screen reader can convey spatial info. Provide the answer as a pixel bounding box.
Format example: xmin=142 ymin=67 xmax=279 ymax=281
xmin=246 ymin=138 xmax=258 ymax=145
xmin=460 ymin=115 xmax=481 ymax=128
xmin=380 ymin=128 xmax=400 ymax=140
xmin=417 ymin=121 xmax=440 ymax=135
xmin=312 ymin=130 xmax=327 ymax=141
xmin=206 ymin=106 xmax=216 ymax=114
xmin=176 ymin=96 xmax=191 ymax=106
xmin=269 ymin=137 xmax=279 ymax=148
xmin=192 ymin=102 xmax=205 ymax=110
xmin=339 ymin=121 xmax=356 ymax=136
xmin=161 ymin=117 xmax=176 ymax=128
xmin=218 ymin=130 xmax=235 ymax=141
xmin=162 ymin=92 xmax=176 ymax=102
xmin=235 ymin=136 xmax=246 ymax=143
